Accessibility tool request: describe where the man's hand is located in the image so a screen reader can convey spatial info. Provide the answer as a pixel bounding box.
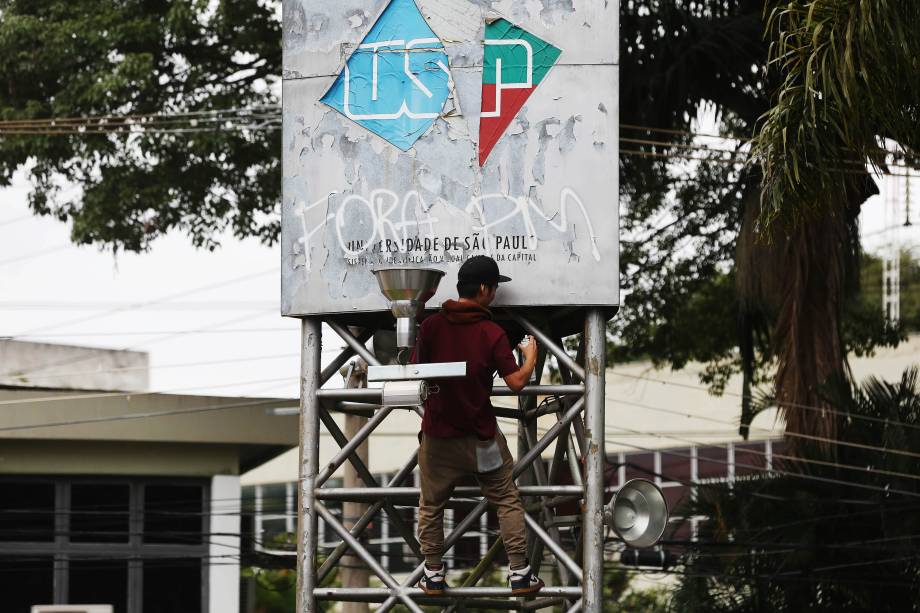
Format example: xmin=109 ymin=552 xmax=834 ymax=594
xmin=504 ymin=335 xmax=539 ymax=392
xmin=518 ymin=335 xmax=537 ymax=363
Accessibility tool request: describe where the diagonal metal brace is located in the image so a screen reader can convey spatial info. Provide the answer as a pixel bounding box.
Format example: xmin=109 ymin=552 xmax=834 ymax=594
xmin=318 ymin=407 xmax=422 ymax=558
xmin=316 ymin=452 xmax=419 ymax=582
xmin=327 ymin=320 xmax=382 ymax=366
xmin=316 ymin=405 xmax=395 ymax=487
xmin=316 ymin=502 xmax=425 ymax=613
xmin=376 ymin=396 xmax=586 ymax=613
xmin=524 ymin=514 xmax=583 ymax=581
xmin=506 ymin=310 xmax=585 ymax=381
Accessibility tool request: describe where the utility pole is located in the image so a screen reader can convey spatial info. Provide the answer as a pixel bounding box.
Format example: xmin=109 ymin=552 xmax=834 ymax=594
xmin=341 ymin=358 xmax=370 ymax=613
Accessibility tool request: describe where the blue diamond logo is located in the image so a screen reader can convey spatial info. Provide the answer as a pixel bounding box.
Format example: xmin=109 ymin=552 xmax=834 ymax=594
xmin=320 ymin=0 xmax=452 ymax=151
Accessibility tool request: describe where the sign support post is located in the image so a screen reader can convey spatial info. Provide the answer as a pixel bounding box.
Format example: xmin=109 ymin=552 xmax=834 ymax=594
xmin=582 ymin=309 xmax=607 ymax=611
xmin=297 ymin=318 xmax=322 ymax=613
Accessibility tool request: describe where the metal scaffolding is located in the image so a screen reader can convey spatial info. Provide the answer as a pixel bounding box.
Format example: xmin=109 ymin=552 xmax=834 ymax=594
xmin=296 ymin=308 xmax=608 ymax=612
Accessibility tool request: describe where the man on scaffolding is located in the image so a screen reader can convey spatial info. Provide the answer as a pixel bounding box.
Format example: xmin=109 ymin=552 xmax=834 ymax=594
xmin=412 ymin=255 xmax=545 ymax=596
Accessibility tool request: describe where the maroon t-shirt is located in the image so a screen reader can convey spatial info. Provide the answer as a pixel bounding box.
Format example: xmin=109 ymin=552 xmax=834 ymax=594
xmin=413 ymin=300 xmax=519 ymax=439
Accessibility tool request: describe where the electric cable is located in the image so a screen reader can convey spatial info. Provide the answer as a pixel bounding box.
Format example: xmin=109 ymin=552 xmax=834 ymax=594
xmin=608 ymin=368 xmax=920 ymax=434
xmin=602 ymin=432 xmax=920 ymax=499
xmin=5 ymin=265 xmax=276 ymax=340
xmin=0 ymin=299 xmax=279 ymax=311
xmin=0 ymin=243 xmax=73 ymax=267
xmin=606 ymin=396 xmax=920 ymax=461
xmin=5 ymin=107 xmax=920 ymax=175
xmin=1 ymin=326 xmax=294 ymax=339
xmin=0 ymin=351 xmax=301 ymax=382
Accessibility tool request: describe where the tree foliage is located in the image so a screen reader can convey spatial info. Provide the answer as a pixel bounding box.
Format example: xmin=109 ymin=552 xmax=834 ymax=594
xmin=615 ymin=0 xmax=767 ymax=374
xmin=739 ymin=0 xmax=920 ymax=446
xmin=673 ymin=368 xmax=920 ymax=612
xmin=0 ymin=0 xmax=911 ymax=445
xmin=753 ymin=0 xmax=920 ymax=226
xmin=0 ymin=0 xmax=281 ymax=251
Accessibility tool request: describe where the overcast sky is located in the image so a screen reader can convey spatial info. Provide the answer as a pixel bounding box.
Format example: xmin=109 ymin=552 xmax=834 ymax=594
xmin=0 ymin=167 xmax=339 ymax=399
xmin=0 ymin=162 xmax=916 ymax=400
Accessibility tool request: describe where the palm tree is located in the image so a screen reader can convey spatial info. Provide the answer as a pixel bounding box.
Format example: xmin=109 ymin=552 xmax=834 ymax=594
xmin=751 ymin=1 xmax=920 ymax=448
xmin=672 ymin=368 xmax=920 ymax=612
xmin=621 ymin=1 xmax=917 ymax=452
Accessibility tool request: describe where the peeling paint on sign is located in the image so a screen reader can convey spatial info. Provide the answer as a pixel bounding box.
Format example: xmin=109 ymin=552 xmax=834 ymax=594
xmin=479 ymin=18 xmax=562 ymax=166
xmin=281 ymin=0 xmax=619 ymax=317
xmin=320 ymin=0 xmax=453 ymax=150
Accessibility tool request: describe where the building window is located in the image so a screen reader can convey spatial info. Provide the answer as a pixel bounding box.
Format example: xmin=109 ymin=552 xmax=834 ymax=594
xmin=0 ymin=557 xmax=53 ymax=612
xmin=0 ymin=477 xmax=207 ymax=613
xmin=143 ymin=484 xmax=204 ymax=545
xmin=71 ymin=483 xmax=131 ymax=543
xmin=143 ymin=558 xmax=202 ymax=613
xmin=0 ymin=481 xmax=54 ymax=542
xmin=69 ymin=559 xmax=129 ymax=613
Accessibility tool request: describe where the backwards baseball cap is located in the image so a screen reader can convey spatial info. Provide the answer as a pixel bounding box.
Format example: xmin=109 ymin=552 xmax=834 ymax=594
xmin=457 ymin=255 xmax=511 ymax=286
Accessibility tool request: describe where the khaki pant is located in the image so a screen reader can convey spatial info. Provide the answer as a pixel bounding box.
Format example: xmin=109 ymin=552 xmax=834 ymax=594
xmin=418 ymin=431 xmax=527 ymax=567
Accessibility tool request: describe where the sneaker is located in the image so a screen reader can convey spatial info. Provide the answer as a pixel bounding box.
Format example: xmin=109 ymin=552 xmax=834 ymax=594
xmin=419 ymin=564 xmax=447 ymax=595
xmin=508 ymin=565 xmax=544 ymax=595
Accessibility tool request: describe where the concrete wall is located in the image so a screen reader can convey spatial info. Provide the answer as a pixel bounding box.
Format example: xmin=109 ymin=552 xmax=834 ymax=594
xmin=0 ymin=439 xmax=240 ymax=476
xmin=210 ymin=475 xmax=242 ymax=613
xmin=0 ymin=388 xmax=299 ymax=446
xmin=0 ymin=340 xmax=149 ymax=391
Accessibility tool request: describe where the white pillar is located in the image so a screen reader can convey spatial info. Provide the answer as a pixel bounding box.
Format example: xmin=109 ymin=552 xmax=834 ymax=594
xmin=210 ymin=474 xmax=241 ymax=613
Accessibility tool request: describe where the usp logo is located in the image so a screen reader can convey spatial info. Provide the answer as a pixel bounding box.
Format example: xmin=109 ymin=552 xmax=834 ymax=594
xmin=479 ymin=19 xmax=562 ymax=165
xmin=321 ymin=1 xmax=561 ymax=164
xmin=320 ymin=0 xmax=452 ymax=151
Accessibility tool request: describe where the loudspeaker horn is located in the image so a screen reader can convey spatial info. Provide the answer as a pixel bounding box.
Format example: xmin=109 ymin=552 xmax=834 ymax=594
xmin=605 ymin=478 xmax=669 ymax=548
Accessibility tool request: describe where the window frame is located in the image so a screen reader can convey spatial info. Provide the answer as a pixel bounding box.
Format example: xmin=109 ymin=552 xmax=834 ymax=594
xmin=0 ymin=475 xmax=210 ymax=613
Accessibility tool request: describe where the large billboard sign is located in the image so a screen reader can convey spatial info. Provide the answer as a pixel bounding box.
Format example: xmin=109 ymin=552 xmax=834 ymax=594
xmin=281 ymin=0 xmax=618 ymax=317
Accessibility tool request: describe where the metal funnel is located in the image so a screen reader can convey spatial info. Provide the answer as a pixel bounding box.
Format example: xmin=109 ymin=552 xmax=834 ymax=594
xmin=373 ymin=267 xmax=445 ymax=304
xmin=372 ymin=267 xmax=445 ymax=359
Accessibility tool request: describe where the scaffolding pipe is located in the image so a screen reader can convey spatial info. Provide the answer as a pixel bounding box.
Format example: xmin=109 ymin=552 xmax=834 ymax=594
xmin=316 ymin=405 xmax=395 ymax=486
xmin=492 ymin=384 xmax=584 ymax=396
xmin=317 ymin=385 xmax=583 ymax=402
xmin=297 ymin=318 xmax=322 ymax=613
xmin=523 ymin=514 xmax=583 ymax=581
xmin=317 ymin=408 xmax=422 ymax=557
xmin=316 ymin=503 xmax=426 ymax=613
xmin=320 ymin=329 xmax=373 ymax=384
xmin=375 ymin=396 xmax=586 ymax=613
xmin=316 ymin=452 xmax=420 ymax=582
xmin=507 ymin=311 xmax=585 ymax=381
xmin=565 ymin=599 xmax=583 ymax=613
xmin=327 ymin=320 xmax=382 ymax=367
xmin=315 ymin=587 xmax=583 ymax=599
xmin=582 ymin=309 xmax=607 ymax=611
xmin=314 ymin=485 xmax=585 ymax=500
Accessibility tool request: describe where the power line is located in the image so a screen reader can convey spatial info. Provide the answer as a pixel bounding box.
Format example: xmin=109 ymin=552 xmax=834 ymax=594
xmin=5 ymin=351 xmax=301 ymax=382
xmin=0 ymin=213 xmax=34 ymax=228
xmin=0 ymin=308 xmax=282 ymax=381
xmin=605 ymin=420 xmax=920 ymax=485
xmin=0 ymin=105 xmax=280 ymax=127
xmin=6 ymin=266 xmax=276 ymax=339
xmin=1 ymin=267 xmax=280 ymax=378
xmin=0 ymin=374 xmax=298 ymax=412
xmin=607 ymin=396 xmax=920 ymax=461
xmin=1 ymin=326 xmax=294 ymax=339
xmin=0 ymin=300 xmax=278 ymax=311
xmin=602 ymin=432 xmax=920 ymax=499
xmin=0 ymin=243 xmax=72 ymax=267
xmin=608 ymin=369 xmax=920 ymax=433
